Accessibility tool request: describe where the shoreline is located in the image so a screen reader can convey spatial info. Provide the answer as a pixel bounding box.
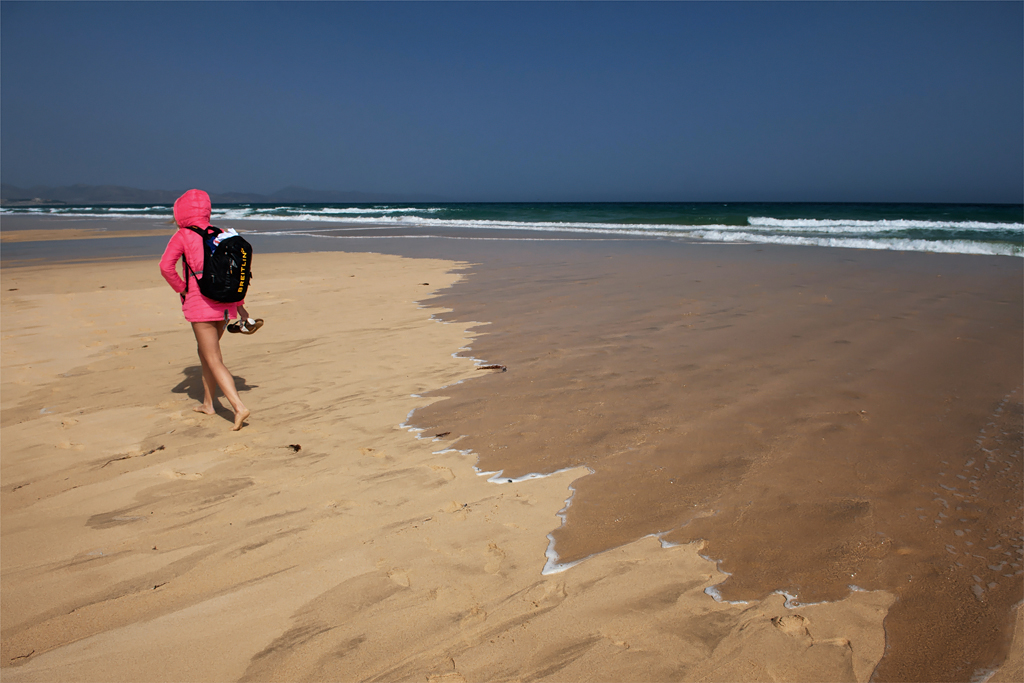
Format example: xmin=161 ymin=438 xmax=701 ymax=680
xmin=1 ymin=220 xmax=1022 ymax=681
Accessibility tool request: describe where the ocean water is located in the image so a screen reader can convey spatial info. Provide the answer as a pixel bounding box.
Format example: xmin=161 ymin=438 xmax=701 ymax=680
xmin=4 ymin=202 xmax=1022 ymax=257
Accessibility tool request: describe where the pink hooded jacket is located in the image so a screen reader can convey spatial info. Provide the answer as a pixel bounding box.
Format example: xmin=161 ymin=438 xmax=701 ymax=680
xmin=173 ymin=188 xmax=212 ymax=229
xmin=159 ymin=189 xmax=243 ymax=322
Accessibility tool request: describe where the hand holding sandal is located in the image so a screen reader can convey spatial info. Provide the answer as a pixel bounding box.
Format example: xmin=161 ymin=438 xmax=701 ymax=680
xmin=227 ymin=318 xmax=264 ymax=334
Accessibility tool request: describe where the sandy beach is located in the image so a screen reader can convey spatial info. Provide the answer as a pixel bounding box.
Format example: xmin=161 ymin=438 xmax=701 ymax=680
xmin=1 ymin=223 xmax=1021 ymax=682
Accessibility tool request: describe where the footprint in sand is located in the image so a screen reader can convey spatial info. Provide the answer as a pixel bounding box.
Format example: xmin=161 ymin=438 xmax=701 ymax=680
xmin=61 ymin=418 xmax=79 ymax=429
xmin=526 ymin=581 xmax=567 ymax=609
xmin=771 ymin=614 xmax=810 ymax=638
xmin=484 ymin=542 xmax=505 ymax=574
xmin=219 ymin=443 xmax=249 ymax=454
xmin=56 ymin=440 xmax=85 ymax=451
xmin=388 ymin=569 xmax=410 ymax=588
xmin=429 ymin=465 xmax=455 ymax=482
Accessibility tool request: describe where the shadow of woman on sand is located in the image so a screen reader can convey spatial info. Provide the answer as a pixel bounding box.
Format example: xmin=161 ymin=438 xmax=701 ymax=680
xmin=171 ymin=366 xmax=257 ymax=419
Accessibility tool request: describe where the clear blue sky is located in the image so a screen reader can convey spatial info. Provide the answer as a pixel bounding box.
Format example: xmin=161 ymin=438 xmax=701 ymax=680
xmin=2 ymin=1 xmax=1021 ymax=203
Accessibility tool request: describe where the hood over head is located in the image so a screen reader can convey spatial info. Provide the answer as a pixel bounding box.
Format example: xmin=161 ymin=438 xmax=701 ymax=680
xmin=173 ymin=189 xmax=212 ymax=229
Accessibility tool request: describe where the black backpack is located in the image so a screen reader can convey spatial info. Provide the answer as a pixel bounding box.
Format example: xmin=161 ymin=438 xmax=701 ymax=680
xmin=182 ymin=226 xmax=252 ymax=303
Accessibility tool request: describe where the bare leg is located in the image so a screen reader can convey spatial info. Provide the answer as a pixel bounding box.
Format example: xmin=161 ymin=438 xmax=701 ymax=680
xmin=193 ymin=355 xmax=218 ymax=414
xmin=191 ymin=320 xmax=250 ymax=430
xmin=193 ymin=333 xmax=220 ymax=415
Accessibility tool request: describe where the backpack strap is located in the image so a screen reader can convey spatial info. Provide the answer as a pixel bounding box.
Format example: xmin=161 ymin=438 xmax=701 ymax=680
xmin=181 ymin=256 xmax=195 ymax=297
xmin=180 ymin=226 xmax=212 ymax=296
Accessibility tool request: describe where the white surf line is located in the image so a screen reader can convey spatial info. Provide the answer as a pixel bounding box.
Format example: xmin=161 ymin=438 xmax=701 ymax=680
xmin=656 ymin=532 xmax=681 ymax=548
xmin=544 ymin=528 xmax=698 ymax=576
xmin=432 ymin=448 xmax=474 ymax=456
xmin=248 ymin=230 xmax=637 ymax=242
xmin=542 ymin=475 xmax=593 ymax=575
xmin=408 ymin=377 xmax=468 ymax=401
xmin=772 ymin=590 xmax=832 ymax=610
xmin=474 ymin=465 xmax=585 ymax=485
xmin=535 ymin=469 xmax=733 ymax=577
xmin=701 ymin=555 xmax=879 ymax=609
xmin=243 ymin=222 xmax=726 ymax=245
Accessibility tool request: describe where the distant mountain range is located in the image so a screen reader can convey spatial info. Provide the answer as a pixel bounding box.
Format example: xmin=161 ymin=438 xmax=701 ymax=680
xmin=0 ymin=184 xmax=440 ymax=206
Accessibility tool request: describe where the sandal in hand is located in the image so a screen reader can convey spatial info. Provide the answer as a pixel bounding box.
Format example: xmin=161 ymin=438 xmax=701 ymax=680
xmin=228 ymin=318 xmax=264 ymax=334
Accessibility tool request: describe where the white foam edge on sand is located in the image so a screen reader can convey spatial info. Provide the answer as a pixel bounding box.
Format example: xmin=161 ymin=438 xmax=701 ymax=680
xmin=465 ymin=463 xmax=685 ymax=577
xmin=398 ymin=393 xmax=600 ymax=577
xmin=473 ymin=465 xmax=584 ymax=485
xmin=536 ymin=474 xmax=731 ymax=578
xmin=403 ymin=399 xmax=893 ymax=610
xmin=703 ymin=575 xmax=880 ymax=609
xmin=542 ymin=474 xmax=593 ymax=575
xmin=702 ymin=584 xmax=831 ymax=610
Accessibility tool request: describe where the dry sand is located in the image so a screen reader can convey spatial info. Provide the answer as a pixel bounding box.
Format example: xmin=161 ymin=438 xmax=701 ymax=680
xmin=1 ymin=246 xmax=912 ymax=682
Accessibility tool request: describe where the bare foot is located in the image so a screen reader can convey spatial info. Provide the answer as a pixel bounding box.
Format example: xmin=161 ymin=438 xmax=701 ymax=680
xmin=193 ymin=404 xmax=216 ymax=415
xmin=232 ymin=408 xmax=250 ymax=431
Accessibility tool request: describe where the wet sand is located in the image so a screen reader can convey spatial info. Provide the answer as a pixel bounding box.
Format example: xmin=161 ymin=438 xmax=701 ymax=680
xmin=408 ymin=241 xmax=1024 ymax=682
xmin=1 ymin=218 xmax=1022 ymax=681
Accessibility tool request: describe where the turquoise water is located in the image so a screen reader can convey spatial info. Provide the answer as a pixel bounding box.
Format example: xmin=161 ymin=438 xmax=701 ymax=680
xmin=4 ymin=202 xmax=1022 ymax=257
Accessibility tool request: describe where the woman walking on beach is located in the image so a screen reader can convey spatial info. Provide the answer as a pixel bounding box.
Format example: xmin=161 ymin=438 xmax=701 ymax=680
xmin=159 ymin=189 xmax=250 ymax=430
